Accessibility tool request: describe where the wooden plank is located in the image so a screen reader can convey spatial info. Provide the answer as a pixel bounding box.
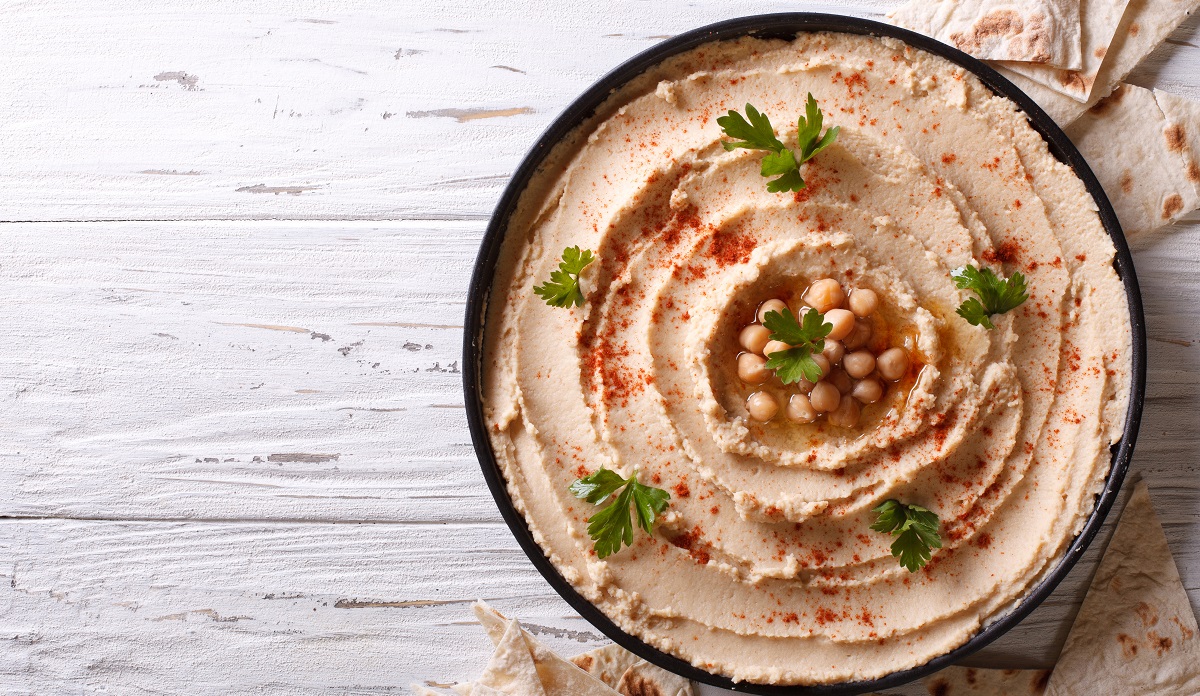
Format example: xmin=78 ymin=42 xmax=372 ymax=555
xmin=0 ymin=518 xmax=608 ymax=695
xmin=0 ymin=0 xmax=904 ymax=223
xmin=0 ymin=508 xmax=1196 ymax=695
xmin=0 ymin=4 xmax=1193 ymax=222
xmin=0 ymin=221 xmax=485 ymax=523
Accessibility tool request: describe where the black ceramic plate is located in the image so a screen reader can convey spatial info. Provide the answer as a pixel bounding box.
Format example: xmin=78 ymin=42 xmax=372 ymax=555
xmin=463 ymin=13 xmax=1146 ymax=695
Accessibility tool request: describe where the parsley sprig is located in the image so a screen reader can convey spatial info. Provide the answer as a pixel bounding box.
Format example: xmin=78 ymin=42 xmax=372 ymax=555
xmin=717 ymin=95 xmax=840 ymax=193
xmin=569 ymin=468 xmax=671 ymax=559
xmin=871 ymin=500 xmax=943 ymax=572
xmin=534 ymin=246 xmax=595 ymax=308
xmin=762 ymin=308 xmax=833 ymax=384
xmin=951 ymin=265 xmax=1029 ymax=329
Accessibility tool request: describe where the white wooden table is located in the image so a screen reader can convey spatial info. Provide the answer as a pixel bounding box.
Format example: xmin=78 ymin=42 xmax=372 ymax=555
xmin=1 ymin=2 xmax=1197 ymax=694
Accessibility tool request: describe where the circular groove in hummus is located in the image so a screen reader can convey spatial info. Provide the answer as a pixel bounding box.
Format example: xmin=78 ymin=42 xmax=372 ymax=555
xmin=481 ymin=32 xmax=1132 ymax=686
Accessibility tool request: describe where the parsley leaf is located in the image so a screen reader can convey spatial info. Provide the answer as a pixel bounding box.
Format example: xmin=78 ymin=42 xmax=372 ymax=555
xmin=534 ymin=246 xmax=595 ymax=308
xmin=761 ymin=308 xmax=833 ymax=384
xmin=716 ymin=95 xmax=839 ymax=193
xmin=870 ymin=499 xmax=943 ymax=572
xmin=951 ymin=265 xmax=1029 ymax=329
xmin=568 ymin=467 xmax=627 ymax=504
xmin=717 ymin=102 xmax=786 ymax=152
xmin=763 ymin=307 xmax=831 ymax=345
xmin=570 ymin=468 xmax=671 ymax=559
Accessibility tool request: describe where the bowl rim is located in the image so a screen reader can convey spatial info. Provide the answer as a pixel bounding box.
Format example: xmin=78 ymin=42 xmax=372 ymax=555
xmin=462 ymin=12 xmax=1147 ymax=694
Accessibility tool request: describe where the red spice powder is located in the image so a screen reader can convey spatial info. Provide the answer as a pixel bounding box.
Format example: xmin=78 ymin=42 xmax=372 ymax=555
xmin=672 ymin=481 xmax=691 ymax=498
xmin=669 ymin=526 xmax=712 ymax=565
xmin=793 ymin=171 xmax=825 ymax=203
xmin=706 ymin=230 xmax=757 ymax=268
xmin=982 ymin=240 xmax=1020 ymax=265
xmin=843 ymin=71 xmax=868 ymax=98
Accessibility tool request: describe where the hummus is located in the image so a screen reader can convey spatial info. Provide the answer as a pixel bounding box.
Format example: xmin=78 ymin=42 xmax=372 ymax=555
xmin=480 ymin=32 xmax=1132 ymax=685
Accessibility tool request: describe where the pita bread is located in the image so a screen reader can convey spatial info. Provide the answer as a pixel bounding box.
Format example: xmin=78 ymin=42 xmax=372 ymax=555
xmin=572 ymin=642 xmax=695 ymax=696
xmin=1044 ymin=480 xmax=1200 ymax=695
xmin=571 ymin=644 xmax=642 ymax=689
xmin=473 ymin=603 xmax=622 ymax=696
xmin=999 ymin=0 xmax=1132 ymax=101
xmin=998 ymin=0 xmax=1200 ymax=124
xmin=890 ymin=0 xmax=1081 ymax=67
xmin=1154 ymin=88 xmax=1200 ymax=194
xmin=474 ymin=620 xmax=548 ymax=696
xmin=1065 ymin=83 xmax=1200 ymax=235
xmin=923 ymin=666 xmax=1051 ymax=695
xmin=615 ymin=660 xmax=693 ymax=696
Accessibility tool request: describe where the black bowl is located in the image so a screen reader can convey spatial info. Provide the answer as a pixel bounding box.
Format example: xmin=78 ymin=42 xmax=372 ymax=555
xmin=462 ymin=13 xmax=1146 ymax=695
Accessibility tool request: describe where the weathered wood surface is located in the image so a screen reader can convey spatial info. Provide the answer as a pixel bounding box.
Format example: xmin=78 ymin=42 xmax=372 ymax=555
xmin=1 ymin=2 xmax=1198 ymax=695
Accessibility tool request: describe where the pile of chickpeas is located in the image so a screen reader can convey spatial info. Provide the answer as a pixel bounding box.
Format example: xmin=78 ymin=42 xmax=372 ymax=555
xmin=735 ymin=278 xmax=910 ymax=428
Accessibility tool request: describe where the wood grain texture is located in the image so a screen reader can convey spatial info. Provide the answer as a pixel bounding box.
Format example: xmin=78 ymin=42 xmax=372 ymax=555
xmin=0 ymin=0 xmax=898 ymax=223
xmin=0 ymin=222 xmax=480 ymax=524
xmin=1 ymin=2 xmax=1198 ymax=695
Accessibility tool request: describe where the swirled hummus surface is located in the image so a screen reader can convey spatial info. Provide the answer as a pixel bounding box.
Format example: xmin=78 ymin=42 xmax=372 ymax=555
xmin=480 ymin=32 xmax=1132 ymax=685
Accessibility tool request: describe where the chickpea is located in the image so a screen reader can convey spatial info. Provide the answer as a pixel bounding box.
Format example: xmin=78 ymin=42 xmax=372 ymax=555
xmin=877 ymin=347 xmax=911 ymax=381
xmin=852 ymin=378 xmax=884 ymax=404
xmin=810 ymin=353 xmax=831 ymax=379
xmin=803 ymin=278 xmax=845 ymax=314
xmin=828 ymin=394 xmax=861 ymax=428
xmin=843 ymin=350 xmax=876 ymax=379
xmin=843 ymin=318 xmax=873 ymax=350
xmin=746 ymin=391 xmax=779 ymax=422
xmin=786 ymin=394 xmax=818 ymax=423
xmin=848 ymin=288 xmax=879 ymax=317
xmin=763 ymin=340 xmax=792 ymax=357
xmin=757 ymin=299 xmax=788 ymax=323
xmin=797 ymin=377 xmax=817 ymax=394
xmin=739 ymin=325 xmax=771 ymax=354
xmin=737 ymin=352 xmax=770 ymax=384
xmin=809 ymin=381 xmax=841 ymax=412
xmin=824 ymin=308 xmax=857 ymax=342
xmin=827 ymin=368 xmax=854 ymax=395
xmin=822 ymin=340 xmax=845 ymax=366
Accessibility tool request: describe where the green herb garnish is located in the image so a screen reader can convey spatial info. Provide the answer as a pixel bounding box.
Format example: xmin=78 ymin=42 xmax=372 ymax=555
xmin=951 ymin=265 xmax=1029 ymax=329
xmin=534 ymin=246 xmax=595 ymax=308
xmin=871 ymin=500 xmax=943 ymax=572
xmin=569 ymin=468 xmax=671 ymax=559
xmin=717 ymin=95 xmax=840 ymax=193
xmin=762 ymin=308 xmax=833 ymax=384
